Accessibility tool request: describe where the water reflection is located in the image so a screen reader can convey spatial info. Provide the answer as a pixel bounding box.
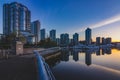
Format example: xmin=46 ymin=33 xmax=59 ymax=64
xmin=44 ymin=53 xmax=60 ymax=68
xmin=71 ymin=50 xmax=79 ymax=61
xmin=96 ymin=49 xmax=100 ymax=55
xmin=85 ymin=50 xmax=92 ymax=66
xmin=102 ymin=48 xmax=111 ymax=54
xmin=46 ymin=48 xmax=120 ymax=80
xmin=46 ymin=48 xmax=114 ymax=67
xmin=61 ymin=49 xmax=69 ymax=61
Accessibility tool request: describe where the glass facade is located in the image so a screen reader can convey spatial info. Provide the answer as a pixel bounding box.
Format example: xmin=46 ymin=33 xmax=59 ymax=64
xmin=40 ymin=29 xmax=45 ymax=40
xmin=3 ymin=2 xmax=31 ymax=36
xmin=73 ymin=33 xmax=79 ymax=45
xmin=60 ymin=33 xmax=69 ymax=46
xmin=31 ymin=20 xmax=40 ymax=43
xmin=85 ymin=28 xmax=92 ymax=45
xmin=50 ymin=29 xmax=56 ymax=41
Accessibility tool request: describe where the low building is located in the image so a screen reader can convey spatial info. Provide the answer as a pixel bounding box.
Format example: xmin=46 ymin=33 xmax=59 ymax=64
xmin=20 ymin=31 xmax=35 ymax=44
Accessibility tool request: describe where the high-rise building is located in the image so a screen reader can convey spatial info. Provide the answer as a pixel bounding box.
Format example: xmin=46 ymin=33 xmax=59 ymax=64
xmin=73 ymin=33 xmax=79 ymax=45
xmin=31 ymin=20 xmax=40 ymax=43
xmin=102 ymin=37 xmax=112 ymax=45
xmin=3 ymin=2 xmax=31 ymax=36
xmin=102 ymin=37 xmax=106 ymax=45
xmin=60 ymin=34 xmax=65 ymax=46
xmin=96 ymin=37 xmax=101 ymax=45
xmin=85 ymin=28 xmax=92 ymax=45
xmin=60 ymin=33 xmax=69 ymax=46
xmin=56 ymin=38 xmax=60 ymax=46
xmin=50 ymin=29 xmax=56 ymax=41
xmin=69 ymin=39 xmax=74 ymax=45
xmin=106 ymin=37 xmax=112 ymax=44
xmin=40 ymin=29 xmax=45 ymax=40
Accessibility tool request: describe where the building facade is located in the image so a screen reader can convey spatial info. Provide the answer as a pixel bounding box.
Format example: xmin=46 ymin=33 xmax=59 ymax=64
xmin=102 ymin=37 xmax=112 ymax=45
xmin=40 ymin=29 xmax=45 ymax=40
xmin=60 ymin=33 xmax=69 ymax=46
xmin=102 ymin=37 xmax=106 ymax=45
xmin=96 ymin=37 xmax=101 ymax=45
xmin=73 ymin=33 xmax=79 ymax=45
xmin=3 ymin=2 xmax=31 ymax=36
xmin=106 ymin=37 xmax=112 ymax=44
xmin=50 ymin=29 xmax=56 ymax=41
xmin=85 ymin=28 xmax=92 ymax=45
xmin=31 ymin=20 xmax=40 ymax=43
xmin=56 ymin=38 xmax=60 ymax=46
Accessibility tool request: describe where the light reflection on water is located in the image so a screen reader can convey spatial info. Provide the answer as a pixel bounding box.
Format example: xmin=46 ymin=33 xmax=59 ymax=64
xmin=46 ymin=48 xmax=120 ymax=80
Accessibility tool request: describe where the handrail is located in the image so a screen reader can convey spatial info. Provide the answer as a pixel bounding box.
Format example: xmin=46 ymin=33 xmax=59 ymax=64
xmin=38 ymin=47 xmax=61 ymax=55
xmin=34 ymin=50 xmax=56 ymax=80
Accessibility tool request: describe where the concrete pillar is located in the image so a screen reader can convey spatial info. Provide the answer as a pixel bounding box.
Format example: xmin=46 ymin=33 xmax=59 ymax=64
xmin=16 ymin=41 xmax=23 ymax=55
xmin=12 ymin=41 xmax=23 ymax=55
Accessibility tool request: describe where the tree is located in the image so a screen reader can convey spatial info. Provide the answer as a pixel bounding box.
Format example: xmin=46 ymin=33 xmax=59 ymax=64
xmin=0 ymin=31 xmax=26 ymax=49
xmin=18 ymin=34 xmax=26 ymax=44
xmin=38 ymin=38 xmax=57 ymax=48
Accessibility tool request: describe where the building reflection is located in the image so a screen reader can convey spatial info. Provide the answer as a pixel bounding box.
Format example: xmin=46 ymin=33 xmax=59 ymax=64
xmin=96 ymin=49 xmax=100 ymax=56
xmin=61 ymin=49 xmax=69 ymax=61
xmin=45 ymin=52 xmax=61 ymax=68
xmin=85 ymin=50 xmax=92 ymax=66
xmin=106 ymin=48 xmax=111 ymax=54
xmin=101 ymin=48 xmax=111 ymax=55
xmin=102 ymin=49 xmax=105 ymax=55
xmin=73 ymin=50 xmax=79 ymax=61
xmin=45 ymin=48 xmax=112 ymax=68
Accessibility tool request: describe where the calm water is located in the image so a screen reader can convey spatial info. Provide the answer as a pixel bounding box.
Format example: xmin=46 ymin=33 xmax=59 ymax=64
xmin=46 ymin=48 xmax=120 ymax=80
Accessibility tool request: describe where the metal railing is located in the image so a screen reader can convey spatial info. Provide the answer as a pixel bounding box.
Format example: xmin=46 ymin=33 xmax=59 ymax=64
xmin=38 ymin=47 xmax=61 ymax=53
xmin=34 ymin=50 xmax=56 ymax=80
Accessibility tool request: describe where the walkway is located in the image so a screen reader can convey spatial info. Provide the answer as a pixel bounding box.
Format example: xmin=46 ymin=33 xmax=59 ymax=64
xmin=0 ymin=47 xmax=60 ymax=80
xmin=0 ymin=54 xmax=37 ymax=80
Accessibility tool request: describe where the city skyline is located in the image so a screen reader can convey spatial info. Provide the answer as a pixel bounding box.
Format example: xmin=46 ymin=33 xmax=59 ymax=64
xmin=0 ymin=0 xmax=120 ymax=42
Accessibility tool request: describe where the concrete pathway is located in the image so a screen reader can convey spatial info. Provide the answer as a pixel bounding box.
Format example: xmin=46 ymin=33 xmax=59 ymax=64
xmin=0 ymin=54 xmax=37 ymax=80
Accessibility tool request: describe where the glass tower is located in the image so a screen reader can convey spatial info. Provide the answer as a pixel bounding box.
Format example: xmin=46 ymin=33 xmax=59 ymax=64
xmin=31 ymin=20 xmax=40 ymax=43
xmin=85 ymin=28 xmax=92 ymax=45
xmin=73 ymin=33 xmax=79 ymax=45
xmin=3 ymin=2 xmax=31 ymax=36
xmin=50 ymin=29 xmax=56 ymax=41
xmin=40 ymin=29 xmax=45 ymax=40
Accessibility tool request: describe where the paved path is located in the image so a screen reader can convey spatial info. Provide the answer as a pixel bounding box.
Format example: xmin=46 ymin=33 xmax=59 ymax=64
xmin=0 ymin=54 xmax=37 ymax=80
xmin=0 ymin=47 xmax=60 ymax=80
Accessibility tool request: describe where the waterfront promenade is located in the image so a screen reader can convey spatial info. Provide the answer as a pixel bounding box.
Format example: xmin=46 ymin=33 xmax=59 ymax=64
xmin=0 ymin=47 xmax=60 ymax=80
xmin=0 ymin=54 xmax=37 ymax=80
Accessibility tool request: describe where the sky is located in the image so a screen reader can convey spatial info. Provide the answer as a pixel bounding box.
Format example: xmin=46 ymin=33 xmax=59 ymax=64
xmin=0 ymin=0 xmax=120 ymax=42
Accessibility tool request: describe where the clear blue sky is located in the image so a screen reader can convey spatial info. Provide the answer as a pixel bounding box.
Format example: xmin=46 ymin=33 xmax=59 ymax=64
xmin=0 ymin=0 xmax=120 ymax=41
